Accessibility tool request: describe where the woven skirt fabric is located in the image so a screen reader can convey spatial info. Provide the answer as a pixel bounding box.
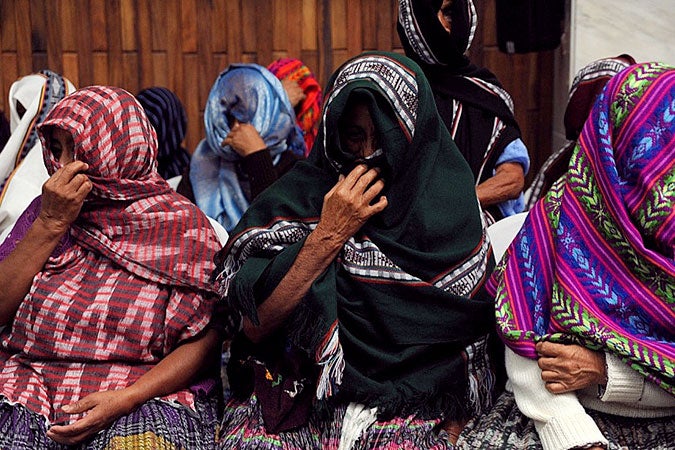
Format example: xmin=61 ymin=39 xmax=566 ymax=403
xmin=217 ymin=394 xmax=454 ymax=449
xmin=0 ymin=393 xmax=219 ymax=450
xmin=457 ymin=391 xmax=675 ymax=450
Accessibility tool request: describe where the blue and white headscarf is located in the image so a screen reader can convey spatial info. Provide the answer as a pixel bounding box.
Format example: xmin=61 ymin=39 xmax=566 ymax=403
xmin=190 ymin=64 xmax=305 ymax=231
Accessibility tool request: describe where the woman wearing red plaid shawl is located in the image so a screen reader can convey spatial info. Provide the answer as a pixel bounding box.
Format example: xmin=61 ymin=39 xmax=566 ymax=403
xmin=0 ymin=86 xmax=225 ymax=448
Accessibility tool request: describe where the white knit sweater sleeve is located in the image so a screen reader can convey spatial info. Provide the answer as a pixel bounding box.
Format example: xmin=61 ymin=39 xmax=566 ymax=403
xmin=505 ymin=347 xmax=608 ymax=450
xmin=601 ymin=352 xmax=675 ymax=408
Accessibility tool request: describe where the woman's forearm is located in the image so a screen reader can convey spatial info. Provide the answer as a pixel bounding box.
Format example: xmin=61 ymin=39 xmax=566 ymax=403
xmin=123 ymin=329 xmax=221 ymax=409
xmin=476 ymin=162 xmax=525 ymax=207
xmin=242 ymin=165 xmax=387 ymax=343
xmin=0 ymin=216 xmax=65 ymax=324
xmin=242 ymin=227 xmax=343 ymax=343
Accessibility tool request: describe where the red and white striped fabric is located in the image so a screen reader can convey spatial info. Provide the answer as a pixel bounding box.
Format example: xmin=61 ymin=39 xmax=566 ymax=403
xmin=0 ymin=86 xmax=222 ymax=423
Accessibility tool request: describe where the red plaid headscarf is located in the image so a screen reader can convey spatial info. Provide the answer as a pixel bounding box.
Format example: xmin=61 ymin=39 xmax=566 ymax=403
xmin=38 ymin=86 xmax=218 ymax=290
xmin=267 ymin=58 xmax=323 ymax=155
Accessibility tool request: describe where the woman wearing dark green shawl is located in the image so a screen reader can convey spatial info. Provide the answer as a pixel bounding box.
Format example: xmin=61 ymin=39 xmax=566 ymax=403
xmin=215 ymin=52 xmax=500 ymax=449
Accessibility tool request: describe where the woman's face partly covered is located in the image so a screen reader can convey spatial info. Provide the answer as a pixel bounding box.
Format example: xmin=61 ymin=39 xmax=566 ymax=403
xmin=339 ymin=101 xmax=379 ymax=159
xmin=48 ymin=127 xmax=76 ymax=165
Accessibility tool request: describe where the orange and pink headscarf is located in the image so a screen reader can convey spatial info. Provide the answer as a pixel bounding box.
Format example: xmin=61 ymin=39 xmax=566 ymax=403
xmin=268 ymin=58 xmax=323 ymax=155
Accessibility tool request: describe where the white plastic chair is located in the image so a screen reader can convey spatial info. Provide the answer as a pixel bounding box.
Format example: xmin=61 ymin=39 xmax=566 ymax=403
xmin=487 ymin=212 xmax=528 ymax=262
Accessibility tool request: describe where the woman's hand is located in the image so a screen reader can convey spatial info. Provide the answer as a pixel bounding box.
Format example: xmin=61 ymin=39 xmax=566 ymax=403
xmin=222 ymin=121 xmax=266 ymax=157
xmin=46 ymin=389 xmax=138 ymax=445
xmin=536 ymin=341 xmax=607 ymax=394
xmin=46 ymin=330 xmax=219 ymax=444
xmin=281 ymin=78 xmax=306 ymax=108
xmin=314 ymin=165 xmax=387 ymax=245
xmin=38 ymin=160 xmax=92 ymax=236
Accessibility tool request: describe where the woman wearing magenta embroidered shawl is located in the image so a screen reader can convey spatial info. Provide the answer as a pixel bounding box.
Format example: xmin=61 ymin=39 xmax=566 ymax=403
xmin=461 ymin=63 xmax=675 ymax=450
xmin=215 ymin=52 xmax=499 ymax=449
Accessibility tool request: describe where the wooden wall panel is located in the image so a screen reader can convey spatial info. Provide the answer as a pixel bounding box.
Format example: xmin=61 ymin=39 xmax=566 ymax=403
xmin=210 ymin=0 xmax=228 ymax=54
xmin=14 ymin=1 xmax=32 ymax=76
xmin=0 ymin=0 xmax=553 ymax=179
xmin=0 ymin=2 xmax=18 ymax=52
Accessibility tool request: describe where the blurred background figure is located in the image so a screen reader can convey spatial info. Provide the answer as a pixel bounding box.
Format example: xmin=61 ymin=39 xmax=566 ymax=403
xmin=524 ymin=54 xmax=636 ymax=209
xmin=0 ymin=70 xmax=76 ymax=241
xmin=268 ymin=57 xmax=323 ymax=156
xmin=177 ymin=63 xmax=305 ymax=232
xmin=397 ymin=0 xmax=530 ymax=223
xmin=136 ymin=86 xmax=192 ymax=181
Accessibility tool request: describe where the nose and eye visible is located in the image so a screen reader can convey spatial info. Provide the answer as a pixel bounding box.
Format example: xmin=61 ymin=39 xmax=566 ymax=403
xmin=339 ymin=101 xmax=380 ymax=159
xmin=47 ymin=128 xmax=76 ymax=165
xmin=343 ymin=127 xmax=379 ymax=159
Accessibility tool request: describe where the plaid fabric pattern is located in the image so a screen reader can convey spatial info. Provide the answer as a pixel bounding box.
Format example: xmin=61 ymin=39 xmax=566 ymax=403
xmin=0 ymin=86 xmax=222 ymax=423
xmin=38 ymin=86 xmax=218 ymax=290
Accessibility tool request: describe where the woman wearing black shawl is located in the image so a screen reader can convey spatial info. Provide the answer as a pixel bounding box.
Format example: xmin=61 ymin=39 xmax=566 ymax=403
xmin=215 ymin=52 xmax=500 ymax=449
xmin=397 ymin=0 xmax=530 ymax=223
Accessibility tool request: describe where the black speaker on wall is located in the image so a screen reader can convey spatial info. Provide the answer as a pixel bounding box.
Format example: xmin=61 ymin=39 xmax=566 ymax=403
xmin=496 ymin=0 xmax=565 ymax=54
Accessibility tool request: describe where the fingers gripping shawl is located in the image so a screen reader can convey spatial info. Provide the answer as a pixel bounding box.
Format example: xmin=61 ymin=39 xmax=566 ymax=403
xmin=215 ymin=52 xmax=496 ymax=421
xmin=490 ymin=63 xmax=675 ymax=393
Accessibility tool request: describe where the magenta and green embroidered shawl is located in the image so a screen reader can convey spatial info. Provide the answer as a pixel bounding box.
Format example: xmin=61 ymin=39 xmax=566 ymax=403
xmin=489 ymin=62 xmax=675 ymax=393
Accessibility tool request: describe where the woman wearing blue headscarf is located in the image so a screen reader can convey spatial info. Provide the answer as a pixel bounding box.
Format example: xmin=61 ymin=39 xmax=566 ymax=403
xmin=177 ymin=64 xmax=306 ymax=232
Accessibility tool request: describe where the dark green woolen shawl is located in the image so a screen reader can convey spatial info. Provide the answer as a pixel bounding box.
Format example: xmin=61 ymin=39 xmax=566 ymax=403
xmin=218 ymin=51 xmax=496 ymax=421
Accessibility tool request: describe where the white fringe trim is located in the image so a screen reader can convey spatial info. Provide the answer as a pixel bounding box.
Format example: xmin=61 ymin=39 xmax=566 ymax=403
xmin=465 ymin=335 xmax=496 ymax=415
xmin=338 ymin=402 xmax=378 ymax=450
xmin=315 ymin=324 xmax=344 ymax=400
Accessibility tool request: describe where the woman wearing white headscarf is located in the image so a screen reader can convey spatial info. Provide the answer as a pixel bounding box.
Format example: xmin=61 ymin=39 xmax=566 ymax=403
xmin=0 ymin=70 xmax=76 ymax=240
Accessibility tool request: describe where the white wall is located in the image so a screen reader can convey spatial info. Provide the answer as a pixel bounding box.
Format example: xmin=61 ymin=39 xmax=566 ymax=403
xmin=571 ymin=0 xmax=675 ymax=77
xmin=552 ymin=0 xmax=675 ymax=151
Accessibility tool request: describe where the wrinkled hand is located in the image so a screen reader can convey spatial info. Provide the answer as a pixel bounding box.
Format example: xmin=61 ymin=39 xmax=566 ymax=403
xmin=281 ymin=78 xmax=306 ymax=108
xmin=47 ymin=389 xmax=138 ymax=445
xmin=222 ymin=121 xmax=266 ymax=157
xmin=315 ymin=165 xmax=387 ymax=245
xmin=536 ymin=341 xmax=607 ymax=394
xmin=38 ymin=161 xmax=92 ymax=235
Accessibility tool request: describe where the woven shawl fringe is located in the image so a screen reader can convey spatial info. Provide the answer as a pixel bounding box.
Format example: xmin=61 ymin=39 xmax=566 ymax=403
xmin=338 ymin=402 xmax=378 ymax=450
xmin=285 ymin=300 xmax=345 ymax=400
xmin=315 ymin=322 xmax=344 ymax=400
xmin=466 ymin=364 xmax=495 ymax=415
xmin=372 ymin=388 xmax=471 ymax=422
xmin=464 ymin=336 xmax=496 ymax=416
xmin=229 ymin=272 xmax=260 ymax=326
xmin=351 ymin=338 xmax=498 ymax=421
